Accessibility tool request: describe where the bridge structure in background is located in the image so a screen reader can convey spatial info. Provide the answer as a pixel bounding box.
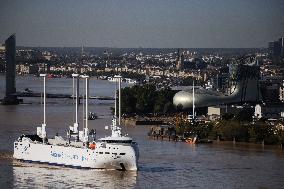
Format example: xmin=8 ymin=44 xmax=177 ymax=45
xmin=1 ymin=34 xmax=22 ymax=105
xmin=15 ymin=92 xmax=114 ymax=100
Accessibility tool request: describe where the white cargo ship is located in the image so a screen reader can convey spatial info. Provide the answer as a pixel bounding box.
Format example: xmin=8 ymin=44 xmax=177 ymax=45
xmin=13 ymin=74 xmax=139 ymax=170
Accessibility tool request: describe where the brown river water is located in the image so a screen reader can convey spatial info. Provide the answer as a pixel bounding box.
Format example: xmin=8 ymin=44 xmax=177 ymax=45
xmin=0 ymin=75 xmax=284 ymax=189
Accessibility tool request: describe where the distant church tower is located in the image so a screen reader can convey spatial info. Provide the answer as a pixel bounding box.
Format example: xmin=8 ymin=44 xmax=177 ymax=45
xmin=2 ymin=34 xmax=20 ymax=105
xmin=176 ymin=49 xmax=184 ymax=70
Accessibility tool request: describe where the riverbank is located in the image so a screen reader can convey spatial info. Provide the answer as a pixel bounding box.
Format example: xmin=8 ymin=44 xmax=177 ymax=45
xmin=148 ymin=134 xmax=284 ymax=151
xmin=122 ymin=114 xmax=176 ymax=126
xmin=122 ymin=115 xmax=284 ymax=147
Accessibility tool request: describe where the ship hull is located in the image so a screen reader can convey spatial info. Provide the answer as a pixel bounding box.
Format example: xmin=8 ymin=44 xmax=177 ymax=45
xmin=13 ymin=138 xmax=138 ymax=171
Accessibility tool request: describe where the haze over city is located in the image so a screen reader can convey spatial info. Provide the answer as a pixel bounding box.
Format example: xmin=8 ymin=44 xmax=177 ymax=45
xmin=1 ymin=0 xmax=284 ymax=48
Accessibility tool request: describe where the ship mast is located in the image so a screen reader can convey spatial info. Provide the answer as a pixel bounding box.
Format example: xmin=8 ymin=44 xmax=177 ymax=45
xmin=192 ymin=80 xmax=195 ymax=120
xmin=114 ymin=79 xmax=117 ymax=123
xmin=80 ymin=75 xmax=89 ymax=143
xmin=72 ymin=73 xmax=79 ymax=134
xmin=39 ymin=74 xmax=47 ymax=142
xmin=118 ymin=76 xmax=122 ymax=125
xmin=114 ymin=75 xmax=122 ymax=125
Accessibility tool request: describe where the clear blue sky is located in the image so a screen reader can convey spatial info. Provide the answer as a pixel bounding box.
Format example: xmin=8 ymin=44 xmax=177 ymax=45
xmin=0 ymin=0 xmax=283 ymax=48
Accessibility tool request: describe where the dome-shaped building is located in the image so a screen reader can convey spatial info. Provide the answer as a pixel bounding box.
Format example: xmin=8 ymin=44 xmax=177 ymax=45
xmin=173 ymin=64 xmax=261 ymax=109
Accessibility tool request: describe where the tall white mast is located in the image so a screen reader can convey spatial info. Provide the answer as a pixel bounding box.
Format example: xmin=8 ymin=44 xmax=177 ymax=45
xmin=114 ymin=75 xmax=122 ymax=125
xmin=114 ymin=81 xmax=117 ymax=121
xmin=80 ymin=75 xmax=89 ymax=143
xmin=72 ymin=73 xmax=79 ymax=133
xmin=192 ymin=80 xmax=195 ymax=119
xmin=86 ymin=76 xmax=89 ymax=129
xmin=118 ymin=76 xmax=122 ymax=125
xmin=118 ymin=77 xmax=121 ymax=125
xmin=40 ymin=74 xmax=47 ymax=141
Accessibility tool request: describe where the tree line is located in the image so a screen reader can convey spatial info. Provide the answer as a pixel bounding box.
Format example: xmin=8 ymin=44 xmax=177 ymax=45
xmin=119 ymin=84 xmax=176 ymax=115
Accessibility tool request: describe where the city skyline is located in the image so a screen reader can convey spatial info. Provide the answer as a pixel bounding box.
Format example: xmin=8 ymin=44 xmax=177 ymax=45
xmin=0 ymin=0 xmax=284 ymax=48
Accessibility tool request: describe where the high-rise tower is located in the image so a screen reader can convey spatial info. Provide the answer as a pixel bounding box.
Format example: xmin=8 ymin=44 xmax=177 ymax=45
xmin=268 ymin=37 xmax=284 ymax=65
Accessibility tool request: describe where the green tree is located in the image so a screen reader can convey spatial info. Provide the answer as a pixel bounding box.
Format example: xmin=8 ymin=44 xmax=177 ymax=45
xmin=135 ymin=84 xmax=156 ymax=113
xmin=163 ymin=102 xmax=175 ymax=114
xmin=222 ymin=113 xmax=234 ymax=120
xmin=121 ymin=87 xmax=137 ymax=114
xmin=235 ymin=108 xmax=254 ymax=122
xmin=154 ymin=87 xmax=175 ymax=113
